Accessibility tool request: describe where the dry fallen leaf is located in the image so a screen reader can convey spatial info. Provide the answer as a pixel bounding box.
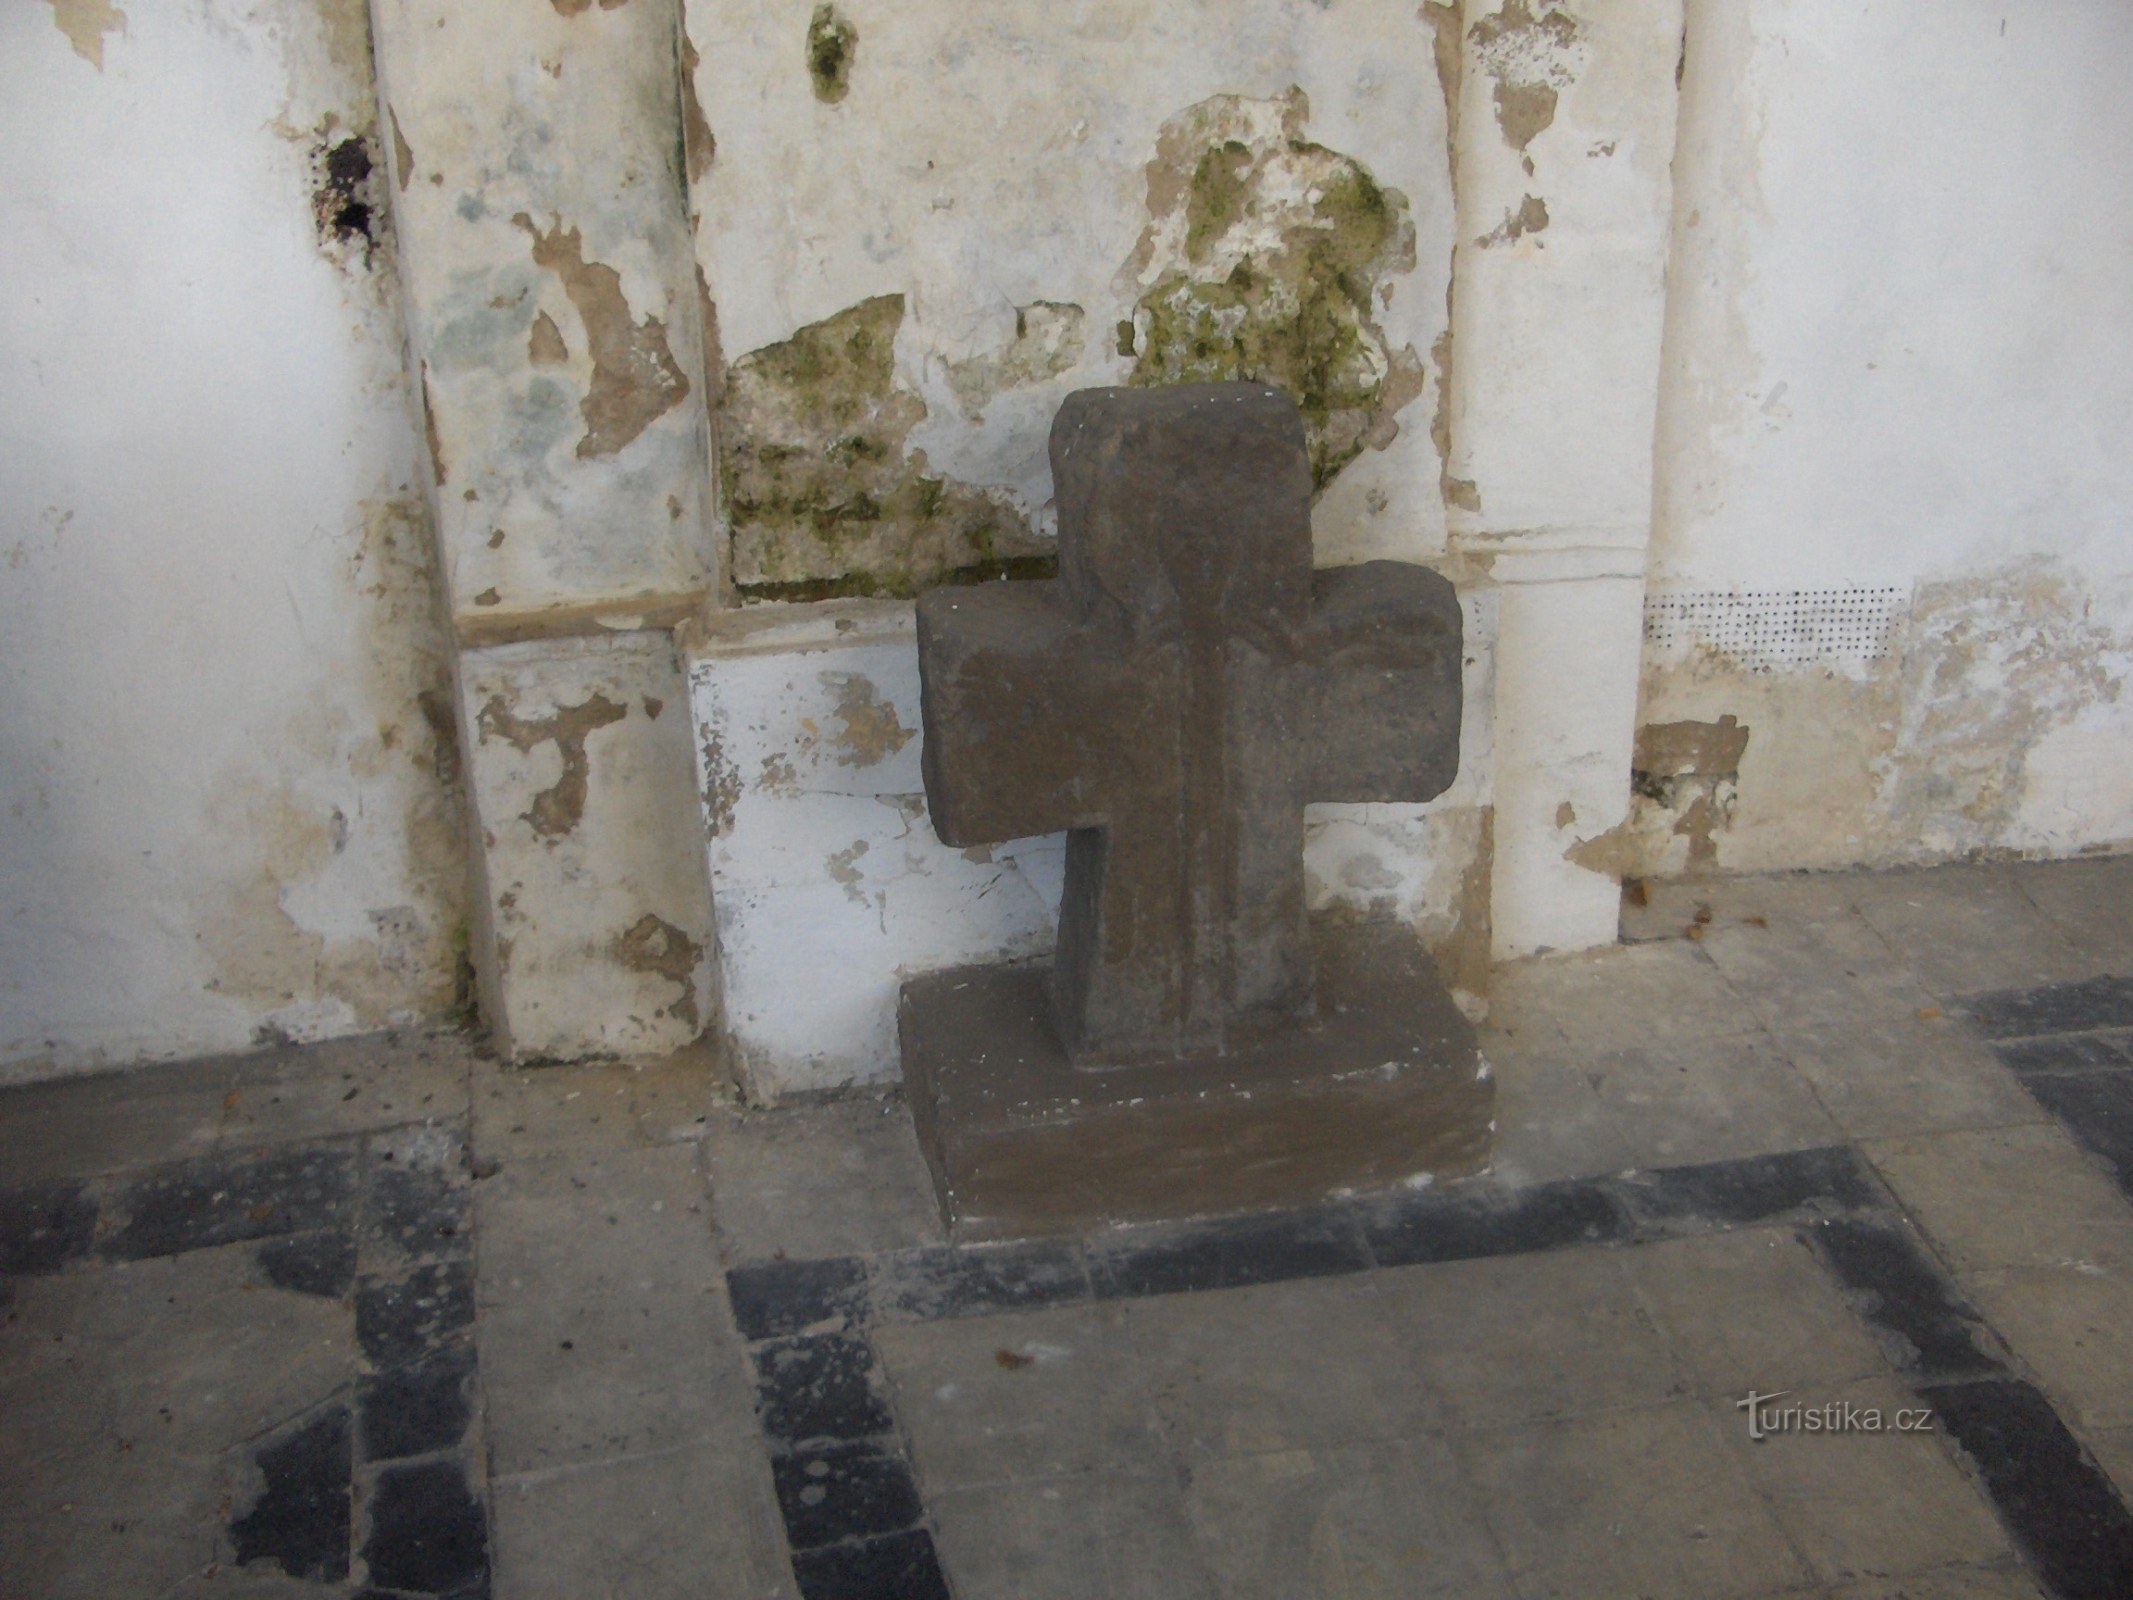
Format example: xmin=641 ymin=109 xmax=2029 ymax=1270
xmin=995 ymin=1348 xmax=1034 ymax=1370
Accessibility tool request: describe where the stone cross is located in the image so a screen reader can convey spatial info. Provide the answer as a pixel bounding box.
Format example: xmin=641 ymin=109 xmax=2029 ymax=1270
xmin=916 ymin=383 xmax=1463 ymax=1064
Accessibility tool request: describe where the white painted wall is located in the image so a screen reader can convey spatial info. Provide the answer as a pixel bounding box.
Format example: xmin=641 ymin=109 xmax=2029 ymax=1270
xmin=1643 ymin=0 xmax=2133 ymax=869
xmin=0 ymin=0 xmax=468 ymax=1078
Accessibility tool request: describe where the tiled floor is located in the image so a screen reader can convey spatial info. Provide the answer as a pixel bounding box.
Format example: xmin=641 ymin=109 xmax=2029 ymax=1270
xmin=5 ymin=857 xmax=2133 ymax=1598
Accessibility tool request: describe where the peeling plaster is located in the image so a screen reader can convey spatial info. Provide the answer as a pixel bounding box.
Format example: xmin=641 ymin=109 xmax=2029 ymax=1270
xmin=1470 ymin=0 xmax=1586 ymax=173
xmin=720 ymin=294 xmax=1050 ymax=599
xmin=514 ymin=214 xmax=692 ymax=459
xmin=528 ymin=311 xmax=569 ymax=366
xmin=806 ymin=5 xmax=857 ymax=103
xmin=823 ymin=673 xmax=914 ymax=768
xmin=945 ymin=303 xmax=1087 ymax=420
xmin=43 ymin=0 xmax=125 ymax=69
xmin=476 ymin=691 xmax=628 ymax=839
xmin=1477 ymin=194 xmax=1549 ymax=248
xmin=679 ymin=26 xmax=716 ymax=183
xmin=611 ymin=912 xmax=703 ymax=1031
xmin=1124 ymin=89 xmax=1426 ymax=490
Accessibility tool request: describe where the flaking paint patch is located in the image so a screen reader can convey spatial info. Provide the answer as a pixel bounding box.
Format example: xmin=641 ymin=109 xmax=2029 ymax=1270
xmin=476 ymin=692 xmax=628 ymax=840
xmin=700 ymin=732 xmax=743 ymax=836
xmin=528 ymin=311 xmax=569 ymax=366
xmin=807 ymin=5 xmax=857 ymax=103
xmin=197 ymin=493 xmax=468 ymax=1037
xmin=389 ymin=107 xmax=414 ymax=192
xmin=1629 ymin=560 xmax=2129 ymax=879
xmin=611 ymin=913 xmax=703 ymax=1032
xmin=1470 ymin=0 xmax=1585 ymax=173
xmin=514 ymin=214 xmax=691 ymax=459
xmin=1477 ymin=194 xmax=1549 ymax=248
xmin=1631 ymin=713 xmax=1749 ymax=870
xmin=1124 ymin=89 xmax=1425 ymax=490
xmin=720 ymin=294 xmax=1050 ymax=598
xmin=1884 ymin=561 xmax=2123 ymax=857
xmin=827 ymin=840 xmax=870 ymax=904
xmin=823 ymin=672 xmax=914 ymax=768
xmin=680 ymin=25 xmax=716 ymax=183
xmin=43 ymin=0 xmax=124 ymax=69
xmin=945 ymin=303 xmax=1088 ymax=420
xmin=1430 ymin=806 xmax=1494 ymax=1010
xmin=1562 ymin=815 xmax=1640 ymax=879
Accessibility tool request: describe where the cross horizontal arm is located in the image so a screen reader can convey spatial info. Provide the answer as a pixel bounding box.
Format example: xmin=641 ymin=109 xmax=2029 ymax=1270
xmin=1295 ymin=562 xmax=1464 ymax=804
xmin=915 ymin=583 xmax=1150 ymax=847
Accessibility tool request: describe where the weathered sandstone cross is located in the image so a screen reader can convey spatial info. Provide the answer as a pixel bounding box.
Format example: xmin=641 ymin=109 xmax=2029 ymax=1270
xmin=916 ymin=382 xmax=1464 ymax=1064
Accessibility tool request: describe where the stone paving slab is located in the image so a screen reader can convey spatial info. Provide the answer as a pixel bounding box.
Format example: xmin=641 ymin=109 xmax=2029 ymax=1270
xmin=7 ymin=859 xmax=2133 ymax=1599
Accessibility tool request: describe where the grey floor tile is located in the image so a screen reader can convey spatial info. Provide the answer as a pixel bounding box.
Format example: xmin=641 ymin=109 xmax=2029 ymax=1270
xmin=933 ymin=1468 xmax=1218 ymax=1600
xmin=1628 ymin=1227 xmax=1888 ymax=1399
xmin=472 ymin=1141 xmax=720 ymax=1303
xmin=0 ymin=1245 xmax=354 ymax=1600
xmin=622 ymin=1041 xmax=733 ymax=1145
xmin=0 ymin=1059 xmax=233 ymax=1184
xmin=2014 ymin=855 xmax=2133 ymax=974
xmin=1719 ymin=1378 xmax=2012 ymax=1586
xmin=1864 ymin=1123 xmax=2133 ymax=1273
xmin=1465 ymin=1400 xmax=1811 ymax=1600
xmin=478 ymin=1285 xmax=759 ymax=1477
xmin=472 ymin=1059 xmax=645 ymax=1159
xmin=1590 ymin=1037 xmax=1842 ymax=1168
xmin=1826 ymin=1564 xmax=2050 ymax=1600
xmin=1378 ymin=1247 xmax=1689 ymax=1429
xmin=1698 ymin=912 xmax=1940 ymax=1037
xmin=702 ymin=1093 xmax=945 ymax=1262
xmin=1184 ymin=1437 xmax=1516 ymax=1599
xmin=1773 ymin=1017 xmax=2044 ymax=1141
xmin=1121 ymin=1276 xmax=1445 ymax=1458
xmin=472 ymin=1143 xmax=752 ymax=1475
xmin=491 ymin=1443 xmax=794 ymax=1600
xmin=1847 ymin=864 xmax=2104 ymax=998
xmin=1489 ymin=940 xmax=1760 ymax=1054
xmin=874 ymin=1302 xmax=1164 ymax=1488
xmin=1961 ymin=1263 xmax=2133 ymax=1433
xmin=2089 ymin=1424 xmax=2133 ymax=1505
xmin=225 ymin=1029 xmax=473 ymax=1144
xmin=1484 ymin=1045 xmax=1639 ymax=1185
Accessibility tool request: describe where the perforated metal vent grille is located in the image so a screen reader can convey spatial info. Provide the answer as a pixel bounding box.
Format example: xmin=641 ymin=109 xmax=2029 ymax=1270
xmin=1644 ymin=586 xmax=1906 ymax=673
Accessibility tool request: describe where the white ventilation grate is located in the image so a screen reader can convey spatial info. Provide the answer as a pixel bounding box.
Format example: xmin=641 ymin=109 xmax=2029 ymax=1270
xmin=1644 ymin=586 xmax=1906 ymax=673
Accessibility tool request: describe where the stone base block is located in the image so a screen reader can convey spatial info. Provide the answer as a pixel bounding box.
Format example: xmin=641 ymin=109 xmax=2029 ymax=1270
xmin=898 ymin=922 xmax=1492 ymax=1241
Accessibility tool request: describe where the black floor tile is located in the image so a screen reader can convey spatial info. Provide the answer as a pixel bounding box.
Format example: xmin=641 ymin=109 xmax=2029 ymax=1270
xmin=0 ymin=1177 xmax=97 ymax=1275
xmin=1611 ymin=1146 xmax=1884 ymax=1234
xmin=790 ymin=1527 xmax=952 ymax=1600
xmin=1995 ymin=1032 xmax=2133 ymax=1076
xmin=771 ymin=1440 xmax=925 ymax=1551
xmin=1086 ymin=1203 xmax=1372 ymax=1299
xmin=362 ymin=1458 xmax=489 ymax=1597
xmin=752 ymin=1332 xmax=896 ymax=1447
xmin=255 ymin=1229 xmax=358 ymax=1299
xmin=1363 ymin=1175 xmax=1629 ymax=1267
xmin=728 ymin=1255 xmax=870 ymax=1342
xmin=358 ymin=1339 xmax=477 ymax=1462
xmin=2020 ymin=1070 xmax=2133 ymax=1197
xmin=1963 ymin=974 xmax=2133 ymax=1041
xmin=230 ymin=1403 xmax=352 ymax=1582
xmin=356 ymin=1260 xmax=476 ymax=1369
xmin=869 ymin=1238 xmax=1092 ymax=1324
xmin=360 ymin=1148 xmax=472 ymax=1270
xmin=100 ymin=1142 xmax=359 ymax=1261
xmin=1806 ymin=1215 xmax=2004 ymax=1381
xmin=1920 ymin=1378 xmax=2133 ymax=1600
